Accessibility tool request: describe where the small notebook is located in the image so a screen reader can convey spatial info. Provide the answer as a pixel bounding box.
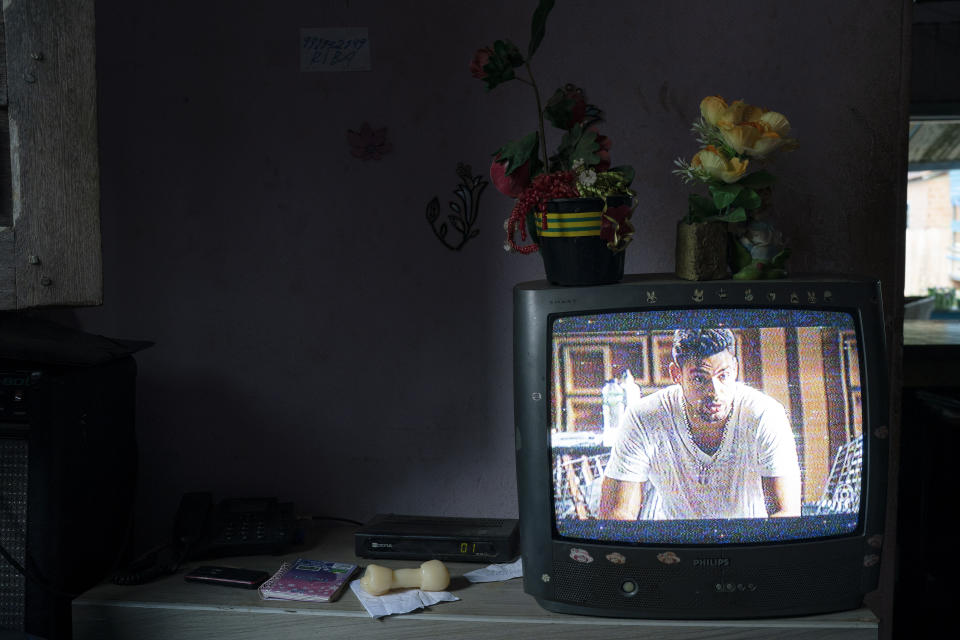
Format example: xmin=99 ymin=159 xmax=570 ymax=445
xmin=259 ymin=558 xmax=358 ymax=603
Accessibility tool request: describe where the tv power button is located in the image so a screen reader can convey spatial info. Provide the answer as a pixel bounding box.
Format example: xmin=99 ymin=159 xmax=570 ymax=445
xmin=620 ymin=580 xmax=638 ymax=595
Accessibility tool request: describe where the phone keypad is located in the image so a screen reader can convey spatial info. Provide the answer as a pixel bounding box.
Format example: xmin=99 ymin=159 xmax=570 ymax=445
xmin=217 ymin=513 xmax=275 ymax=544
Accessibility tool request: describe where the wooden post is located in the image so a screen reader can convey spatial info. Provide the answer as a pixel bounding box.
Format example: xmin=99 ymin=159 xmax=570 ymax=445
xmin=0 ymin=0 xmax=102 ymax=309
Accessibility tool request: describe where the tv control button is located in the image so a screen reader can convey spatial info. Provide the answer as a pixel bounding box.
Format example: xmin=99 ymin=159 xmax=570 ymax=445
xmin=620 ymin=580 xmax=638 ymax=595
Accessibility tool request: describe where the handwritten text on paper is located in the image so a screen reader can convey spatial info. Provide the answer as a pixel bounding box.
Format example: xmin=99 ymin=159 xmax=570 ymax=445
xmin=300 ymin=28 xmax=371 ymax=72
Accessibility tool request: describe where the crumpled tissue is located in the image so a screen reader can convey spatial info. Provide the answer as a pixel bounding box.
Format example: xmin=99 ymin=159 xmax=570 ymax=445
xmin=349 ymin=580 xmax=459 ymax=618
xmin=463 ymin=557 xmax=523 ymax=583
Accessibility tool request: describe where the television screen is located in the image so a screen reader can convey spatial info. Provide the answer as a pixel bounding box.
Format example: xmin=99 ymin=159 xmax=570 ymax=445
xmin=549 ymin=308 xmax=864 ymax=546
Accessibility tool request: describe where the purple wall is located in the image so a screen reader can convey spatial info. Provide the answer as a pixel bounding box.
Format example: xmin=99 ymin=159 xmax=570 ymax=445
xmin=69 ymin=0 xmax=908 ymax=548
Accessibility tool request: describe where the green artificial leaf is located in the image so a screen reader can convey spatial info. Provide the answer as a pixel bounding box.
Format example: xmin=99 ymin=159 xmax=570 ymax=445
xmin=610 ymin=164 xmax=635 ymax=186
xmin=499 ymin=39 xmax=525 ymax=67
xmin=732 ymin=263 xmax=764 ymax=280
xmin=738 ymin=170 xmax=777 ymax=190
xmin=493 ymin=130 xmax=543 ymax=176
xmin=686 ymin=194 xmax=747 ymax=224
xmin=687 ymin=194 xmax=717 ymax=221
xmin=481 ymin=40 xmax=525 ymax=90
xmin=709 ymin=183 xmax=743 ymax=210
xmin=770 ymin=248 xmax=791 ymax=269
xmin=723 ymin=206 xmax=747 ymax=223
xmin=730 ymin=187 xmax=762 ymax=211
xmin=543 ymin=87 xmax=577 ymax=130
xmin=729 ymin=234 xmax=753 ymax=272
xmin=552 ymin=124 xmax=600 ymax=171
xmin=528 ymin=0 xmax=556 ymax=59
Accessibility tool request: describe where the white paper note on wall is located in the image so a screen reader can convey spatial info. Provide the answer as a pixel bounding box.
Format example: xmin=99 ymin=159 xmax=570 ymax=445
xmin=300 ymin=28 xmax=371 ymax=72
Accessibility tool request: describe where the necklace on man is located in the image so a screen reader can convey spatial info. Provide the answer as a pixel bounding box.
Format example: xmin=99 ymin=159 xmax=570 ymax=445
xmin=682 ymin=406 xmax=732 ymax=485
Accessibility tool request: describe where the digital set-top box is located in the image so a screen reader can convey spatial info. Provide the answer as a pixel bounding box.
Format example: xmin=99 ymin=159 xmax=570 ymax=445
xmin=355 ymin=514 xmax=519 ymax=563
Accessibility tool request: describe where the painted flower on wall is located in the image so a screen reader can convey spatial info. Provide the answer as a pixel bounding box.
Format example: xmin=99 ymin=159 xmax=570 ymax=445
xmin=347 ymin=122 xmax=393 ymax=161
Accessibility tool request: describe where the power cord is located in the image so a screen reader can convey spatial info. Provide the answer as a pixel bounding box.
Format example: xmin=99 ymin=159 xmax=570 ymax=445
xmin=110 ymin=542 xmax=182 ymax=586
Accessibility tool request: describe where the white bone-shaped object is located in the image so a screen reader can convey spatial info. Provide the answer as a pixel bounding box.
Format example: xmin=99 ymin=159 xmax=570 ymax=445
xmin=360 ymin=559 xmax=450 ymax=596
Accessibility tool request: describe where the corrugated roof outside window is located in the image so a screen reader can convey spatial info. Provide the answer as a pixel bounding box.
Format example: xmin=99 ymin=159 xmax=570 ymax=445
xmin=909 ymin=120 xmax=960 ymax=169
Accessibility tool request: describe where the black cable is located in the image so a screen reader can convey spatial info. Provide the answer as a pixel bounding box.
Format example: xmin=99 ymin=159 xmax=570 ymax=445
xmin=0 ymin=540 xmax=81 ymax=599
xmin=0 ymin=539 xmax=26 ymax=576
xmin=111 ymin=542 xmax=179 ymax=586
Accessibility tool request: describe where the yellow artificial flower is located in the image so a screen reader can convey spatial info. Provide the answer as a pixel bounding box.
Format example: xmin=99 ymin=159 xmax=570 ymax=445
xmin=748 ymin=132 xmax=788 ymax=159
xmin=696 ymin=95 xmax=796 ymax=161
xmin=719 ymin=123 xmax=763 ymax=156
xmin=700 ymin=96 xmax=749 ymax=128
xmin=742 ymin=111 xmax=794 ymax=158
xmin=692 ymin=145 xmax=749 ymax=183
xmin=741 ymin=104 xmax=767 ymax=124
xmin=757 ymin=110 xmax=791 ymax=137
xmin=700 ymin=96 xmax=728 ymax=126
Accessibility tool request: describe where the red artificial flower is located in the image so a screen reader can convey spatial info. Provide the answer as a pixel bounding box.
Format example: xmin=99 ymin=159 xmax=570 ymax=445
xmin=504 ymin=171 xmax=578 ymax=253
xmin=490 ymin=155 xmax=531 ymax=198
xmin=592 ymin=129 xmax=612 ymax=171
xmin=470 ymin=47 xmax=494 ymax=80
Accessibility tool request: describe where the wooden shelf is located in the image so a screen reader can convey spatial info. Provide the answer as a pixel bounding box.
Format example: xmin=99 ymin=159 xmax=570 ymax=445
xmin=73 ymin=523 xmax=879 ymax=640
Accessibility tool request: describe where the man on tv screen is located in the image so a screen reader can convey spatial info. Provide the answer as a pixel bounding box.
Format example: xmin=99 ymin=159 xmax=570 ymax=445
xmin=597 ymin=328 xmax=802 ymax=520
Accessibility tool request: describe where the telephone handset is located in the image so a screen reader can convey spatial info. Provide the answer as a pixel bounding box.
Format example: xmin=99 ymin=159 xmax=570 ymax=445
xmin=113 ymin=492 xmax=296 ymax=585
xmin=174 ymin=491 xmax=297 ymax=560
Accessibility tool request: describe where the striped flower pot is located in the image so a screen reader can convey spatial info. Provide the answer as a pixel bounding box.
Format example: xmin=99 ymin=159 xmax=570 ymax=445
xmin=535 ymin=197 xmax=627 ymax=286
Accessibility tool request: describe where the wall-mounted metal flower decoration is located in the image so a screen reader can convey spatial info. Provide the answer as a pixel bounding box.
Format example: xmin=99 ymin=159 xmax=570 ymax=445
xmin=426 ymin=163 xmax=488 ymax=251
xmin=347 ymin=122 xmax=393 ymax=161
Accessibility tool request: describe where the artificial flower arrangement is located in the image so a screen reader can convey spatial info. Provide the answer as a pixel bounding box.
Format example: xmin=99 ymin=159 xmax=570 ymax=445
xmin=673 ymin=95 xmax=798 ymax=279
xmin=470 ymin=0 xmax=635 ymax=256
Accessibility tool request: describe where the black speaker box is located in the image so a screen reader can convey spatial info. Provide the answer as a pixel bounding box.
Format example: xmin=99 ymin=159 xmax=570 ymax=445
xmin=1 ymin=317 xmax=147 ymax=640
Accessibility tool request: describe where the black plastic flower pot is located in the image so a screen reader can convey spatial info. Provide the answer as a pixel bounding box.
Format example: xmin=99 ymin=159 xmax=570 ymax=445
xmin=536 ymin=197 xmax=625 ymax=286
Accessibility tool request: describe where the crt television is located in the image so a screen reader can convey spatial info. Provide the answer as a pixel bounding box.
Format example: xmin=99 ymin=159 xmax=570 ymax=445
xmin=513 ymin=274 xmax=889 ymax=618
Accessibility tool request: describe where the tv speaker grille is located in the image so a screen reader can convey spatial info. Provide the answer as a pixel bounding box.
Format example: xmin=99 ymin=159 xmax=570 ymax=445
xmin=550 ymin=556 xmax=863 ymax=613
xmin=0 ymin=435 xmax=28 ymax=631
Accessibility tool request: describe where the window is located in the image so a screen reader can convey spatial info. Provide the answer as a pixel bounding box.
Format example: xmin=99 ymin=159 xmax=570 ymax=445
xmin=905 ymin=122 xmax=960 ymax=301
xmin=907 ymin=1 xmax=960 ymax=304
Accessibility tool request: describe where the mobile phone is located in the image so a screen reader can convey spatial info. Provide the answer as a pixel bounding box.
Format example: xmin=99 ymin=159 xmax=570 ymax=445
xmin=184 ymin=565 xmax=270 ymax=589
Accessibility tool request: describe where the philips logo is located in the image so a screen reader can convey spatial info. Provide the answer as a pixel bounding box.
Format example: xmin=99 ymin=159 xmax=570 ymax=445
xmin=694 ymin=558 xmax=730 ymax=567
